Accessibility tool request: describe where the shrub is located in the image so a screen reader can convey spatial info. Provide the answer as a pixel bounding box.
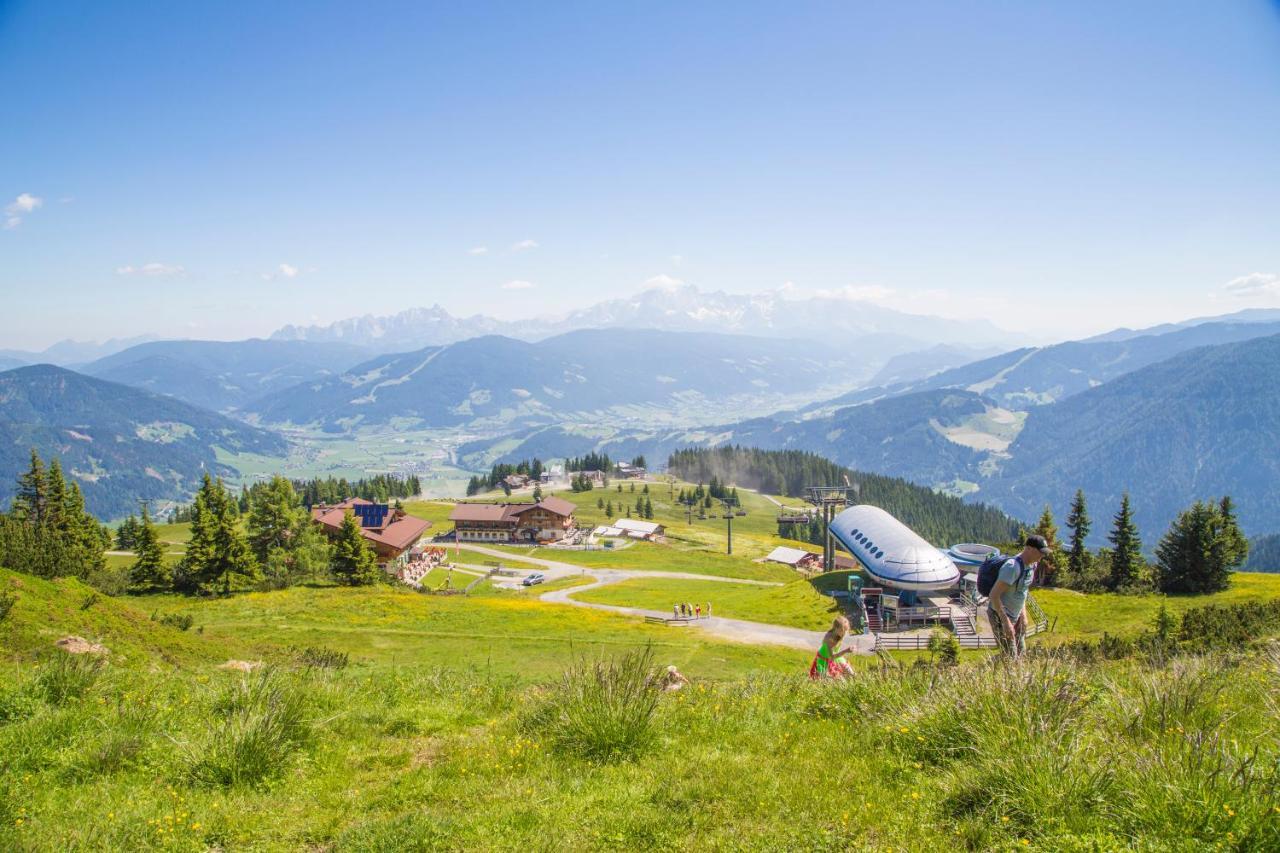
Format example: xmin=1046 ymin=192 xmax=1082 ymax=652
xmin=79 ymin=592 xmax=100 ymax=611
xmin=300 ymin=646 xmax=349 ymax=670
xmin=31 ymin=653 xmax=103 ymax=705
xmin=151 ymin=611 xmax=194 ymax=631
xmin=189 ymin=668 xmax=313 ymax=787
xmin=523 ymin=646 xmax=662 ymax=763
xmin=0 ymin=588 xmax=14 ymax=623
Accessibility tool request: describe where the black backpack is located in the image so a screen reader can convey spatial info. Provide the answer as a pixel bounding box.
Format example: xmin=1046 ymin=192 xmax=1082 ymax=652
xmin=976 ymin=553 xmax=1024 ymax=597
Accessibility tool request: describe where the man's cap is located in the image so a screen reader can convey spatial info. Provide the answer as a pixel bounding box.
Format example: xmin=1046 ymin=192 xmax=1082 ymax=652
xmin=1024 ymin=534 xmax=1052 ymax=554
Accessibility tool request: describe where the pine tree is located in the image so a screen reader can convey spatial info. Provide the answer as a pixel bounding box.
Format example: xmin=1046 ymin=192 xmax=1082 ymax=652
xmin=1033 ymin=504 xmax=1061 ymax=586
xmin=180 ymin=475 xmax=259 ymax=594
xmin=532 ymin=484 xmax=543 ymax=502
xmin=331 ymin=510 xmax=380 ymax=585
xmin=1107 ymin=493 xmax=1143 ymax=591
xmin=247 ymin=476 xmax=303 ymax=562
xmin=129 ymin=504 xmax=169 ymax=591
xmin=605 ymin=500 xmax=614 ymax=518
xmin=1216 ymin=496 xmax=1248 ymax=570
xmin=1155 ymin=501 xmax=1225 ymax=594
xmin=1065 ymin=489 xmax=1091 ymax=583
xmin=13 ymin=449 xmax=48 ymax=525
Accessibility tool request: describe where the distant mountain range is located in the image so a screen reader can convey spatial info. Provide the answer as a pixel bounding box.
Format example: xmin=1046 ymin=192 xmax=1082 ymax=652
xmin=0 ymin=365 xmax=288 ymax=519
xmin=814 ymin=319 xmax=1280 ymax=412
xmin=986 ymin=333 xmax=1280 ymax=543
xmin=82 ymin=339 xmax=372 ymax=412
xmin=473 ymin=328 xmax=1280 ymax=544
xmin=270 ymin=282 xmax=1014 ymax=358
xmin=0 ymin=334 xmax=160 ymax=368
xmin=246 ymin=329 xmax=868 ymax=431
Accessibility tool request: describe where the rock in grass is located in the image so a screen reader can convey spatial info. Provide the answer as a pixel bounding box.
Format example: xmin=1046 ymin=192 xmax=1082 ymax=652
xmin=54 ymin=635 xmax=109 ymax=655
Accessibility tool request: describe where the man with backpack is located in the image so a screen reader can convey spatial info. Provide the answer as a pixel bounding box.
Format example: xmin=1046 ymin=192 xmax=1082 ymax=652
xmin=981 ymin=535 xmax=1051 ymax=658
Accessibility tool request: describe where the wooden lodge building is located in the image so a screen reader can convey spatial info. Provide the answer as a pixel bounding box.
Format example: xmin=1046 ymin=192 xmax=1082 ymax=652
xmin=449 ymin=496 xmax=577 ymax=543
xmin=310 ymin=498 xmax=432 ymax=566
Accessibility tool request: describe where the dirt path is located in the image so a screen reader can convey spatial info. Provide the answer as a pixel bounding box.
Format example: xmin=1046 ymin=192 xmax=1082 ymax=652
xmin=456 ymin=543 xmax=875 ymax=653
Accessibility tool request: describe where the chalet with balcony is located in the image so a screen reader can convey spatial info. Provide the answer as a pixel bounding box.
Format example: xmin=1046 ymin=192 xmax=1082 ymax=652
xmin=449 ymin=496 xmax=577 ymax=543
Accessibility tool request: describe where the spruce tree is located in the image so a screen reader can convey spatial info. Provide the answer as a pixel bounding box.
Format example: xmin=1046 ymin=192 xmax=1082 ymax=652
xmin=332 ymin=510 xmax=380 ymax=585
xmin=1155 ymin=501 xmax=1227 ymax=593
xmin=1107 ymin=493 xmax=1143 ymax=591
xmin=1065 ymin=489 xmax=1091 ymax=584
xmin=533 ymin=484 xmax=543 ymax=502
xmin=181 ymin=475 xmax=259 ymax=594
xmin=247 ymin=475 xmax=303 ymax=562
xmin=129 ymin=504 xmax=169 ymax=591
xmin=1033 ymin=505 xmax=1060 ymax=586
xmin=1215 ymin=496 xmax=1248 ymax=571
xmin=13 ymin=449 xmax=48 ymax=525
xmin=605 ymin=500 xmax=614 ymax=518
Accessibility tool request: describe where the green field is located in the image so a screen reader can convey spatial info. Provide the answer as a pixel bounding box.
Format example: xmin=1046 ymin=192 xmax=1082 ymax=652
xmin=1036 ymin=571 xmax=1280 ymax=642
xmin=2 ymin=568 xmax=1278 ymax=850
xmin=572 ymin=573 xmax=855 ymax=631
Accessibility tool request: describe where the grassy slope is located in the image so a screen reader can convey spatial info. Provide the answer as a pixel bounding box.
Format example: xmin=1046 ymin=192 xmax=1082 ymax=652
xmin=572 ymin=573 xmax=855 ymax=631
xmin=1037 ymin=571 xmax=1280 ymax=642
xmin=0 ymin=570 xmax=225 ymax=667
xmin=1 ymin=569 xmax=1277 ymax=850
xmin=142 ymin=584 xmax=800 ymax=681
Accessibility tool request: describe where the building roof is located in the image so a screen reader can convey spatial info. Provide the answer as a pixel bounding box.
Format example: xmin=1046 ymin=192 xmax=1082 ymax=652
xmin=363 ymin=514 xmax=432 ymax=551
xmin=613 ymin=518 xmax=662 ymax=535
xmin=311 ymin=499 xmax=431 ymax=553
xmin=764 ymin=546 xmax=818 ymax=566
xmin=449 ymin=496 xmax=577 ymax=523
xmin=449 ymin=503 xmax=513 ymax=522
xmin=516 ymin=496 xmax=576 ymax=518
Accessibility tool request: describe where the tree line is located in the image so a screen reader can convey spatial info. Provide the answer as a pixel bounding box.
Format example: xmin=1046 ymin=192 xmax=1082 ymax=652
xmin=667 ymin=446 xmax=1021 ymax=546
xmin=169 ymin=473 xmax=422 ymax=521
xmin=466 ymin=459 xmax=545 ymax=496
xmin=1031 ymin=490 xmax=1247 ymax=594
xmin=0 ymin=450 xmax=111 ymax=585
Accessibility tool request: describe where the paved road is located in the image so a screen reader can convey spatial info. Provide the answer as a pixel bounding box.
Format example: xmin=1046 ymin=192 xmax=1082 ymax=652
xmin=455 ymin=543 xmax=876 ymax=654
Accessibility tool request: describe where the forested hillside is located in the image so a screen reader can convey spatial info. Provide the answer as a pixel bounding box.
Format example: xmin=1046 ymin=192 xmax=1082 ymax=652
xmin=986 ymin=334 xmax=1280 ymax=541
xmin=0 ymin=365 xmax=288 ymax=519
xmin=246 ymin=329 xmax=861 ymax=430
xmin=667 ymin=446 xmax=1021 ymax=546
xmin=83 ymin=339 xmax=370 ymax=411
xmin=1244 ymin=534 xmax=1280 ymax=573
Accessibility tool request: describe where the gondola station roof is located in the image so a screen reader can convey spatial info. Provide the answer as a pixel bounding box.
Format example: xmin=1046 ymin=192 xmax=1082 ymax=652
xmin=829 ymin=504 xmax=961 ymax=592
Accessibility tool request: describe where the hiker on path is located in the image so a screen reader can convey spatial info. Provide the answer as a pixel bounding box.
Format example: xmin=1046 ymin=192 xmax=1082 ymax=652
xmin=988 ymin=534 xmax=1049 ymax=659
xmin=705 ymin=602 xmax=711 ymax=619
xmin=809 ymin=615 xmax=855 ymax=679
xmin=673 ymin=604 xmax=680 ymax=619
xmin=695 ymin=604 xmax=701 ymax=619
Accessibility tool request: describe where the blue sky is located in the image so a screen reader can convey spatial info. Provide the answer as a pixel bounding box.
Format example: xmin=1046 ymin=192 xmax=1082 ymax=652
xmin=2 ymin=1 xmax=1279 ymax=349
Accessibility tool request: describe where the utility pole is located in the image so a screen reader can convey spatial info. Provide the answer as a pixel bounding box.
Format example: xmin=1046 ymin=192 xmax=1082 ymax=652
xmin=719 ymin=498 xmax=741 ymax=556
xmin=804 ymin=484 xmax=855 ymax=572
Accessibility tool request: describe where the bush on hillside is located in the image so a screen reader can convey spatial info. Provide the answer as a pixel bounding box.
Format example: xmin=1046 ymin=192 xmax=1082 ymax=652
xmin=189 ymin=668 xmax=314 ymax=788
xmin=523 ymin=646 xmax=662 ymax=763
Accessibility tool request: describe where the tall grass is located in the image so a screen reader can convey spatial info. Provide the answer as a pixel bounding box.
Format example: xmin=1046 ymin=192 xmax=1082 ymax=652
xmin=30 ymin=652 xmax=103 ymax=706
xmin=188 ymin=667 xmax=314 ymax=788
xmin=524 ymin=645 xmax=662 ymax=762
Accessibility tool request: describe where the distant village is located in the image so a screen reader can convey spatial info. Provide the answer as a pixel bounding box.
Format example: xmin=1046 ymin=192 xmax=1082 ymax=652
xmin=305 ymin=459 xmax=664 ymax=585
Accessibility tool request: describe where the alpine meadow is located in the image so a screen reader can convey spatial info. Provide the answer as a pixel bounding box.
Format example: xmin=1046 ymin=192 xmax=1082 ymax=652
xmin=3 ymin=3 xmax=1280 ymax=851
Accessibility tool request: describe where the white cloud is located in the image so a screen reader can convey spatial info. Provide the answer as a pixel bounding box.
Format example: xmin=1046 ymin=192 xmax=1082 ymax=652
xmin=501 ymin=279 xmax=535 ymax=290
xmin=815 ymin=284 xmax=896 ymax=302
xmin=260 ymin=262 xmax=301 ymax=281
xmin=4 ymin=193 xmax=43 ymax=229
xmin=116 ymin=262 xmax=185 ymax=277
xmin=510 ymin=238 xmax=539 ymax=251
xmin=467 ymin=246 xmax=489 ymax=255
xmin=642 ymin=274 xmax=684 ymax=291
xmin=1223 ymin=272 xmax=1280 ymax=299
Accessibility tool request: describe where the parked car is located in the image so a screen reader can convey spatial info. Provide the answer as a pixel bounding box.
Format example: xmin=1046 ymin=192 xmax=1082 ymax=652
xmin=521 ymin=572 xmax=546 ymax=587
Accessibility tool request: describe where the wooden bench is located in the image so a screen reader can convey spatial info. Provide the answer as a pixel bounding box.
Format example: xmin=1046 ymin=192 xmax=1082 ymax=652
xmin=645 ymin=616 xmax=692 ymax=626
